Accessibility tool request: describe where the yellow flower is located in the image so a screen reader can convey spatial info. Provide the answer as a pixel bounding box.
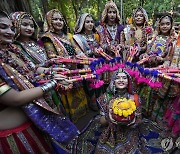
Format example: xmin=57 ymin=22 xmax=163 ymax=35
xmin=112 ymin=97 xmax=137 ymax=117
xmin=131 ymin=105 xmax=136 ymax=111
xmin=118 ymin=109 xmax=123 ymax=116
xmin=123 ymin=110 xmax=129 ymax=117
xmin=127 ymin=109 xmax=132 ymax=115
xmin=113 ymin=107 xmax=118 ymax=114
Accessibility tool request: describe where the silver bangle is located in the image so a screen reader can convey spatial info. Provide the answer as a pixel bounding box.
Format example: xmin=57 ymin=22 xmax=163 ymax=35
xmin=40 ymin=80 xmax=57 ymax=93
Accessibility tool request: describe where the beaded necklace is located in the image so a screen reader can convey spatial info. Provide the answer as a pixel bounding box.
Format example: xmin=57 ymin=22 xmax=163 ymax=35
xmin=0 ymin=45 xmax=35 ymax=83
xmin=83 ymin=33 xmax=99 ymax=52
xmin=20 ymin=41 xmax=47 ymax=64
xmin=106 ymin=24 xmax=117 ymax=41
xmin=130 ymin=26 xmax=147 ymax=47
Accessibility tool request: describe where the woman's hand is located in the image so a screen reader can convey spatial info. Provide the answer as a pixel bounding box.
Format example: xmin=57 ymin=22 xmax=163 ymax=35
xmin=108 ymin=108 xmax=118 ymax=124
xmin=53 ymin=74 xmax=72 ymax=85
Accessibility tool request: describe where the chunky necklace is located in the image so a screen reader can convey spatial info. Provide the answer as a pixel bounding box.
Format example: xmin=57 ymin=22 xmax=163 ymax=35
xmin=21 ymin=41 xmax=47 ymax=63
xmin=83 ymin=33 xmax=95 ymax=42
xmin=83 ymin=33 xmax=99 ymax=56
xmin=106 ymin=24 xmax=117 ymax=40
xmin=0 ymin=45 xmax=35 ymax=82
xmin=130 ymin=26 xmax=147 ymax=47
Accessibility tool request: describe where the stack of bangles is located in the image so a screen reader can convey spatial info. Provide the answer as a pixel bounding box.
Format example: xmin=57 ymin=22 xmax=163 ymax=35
xmin=40 ymin=80 xmax=57 ymax=93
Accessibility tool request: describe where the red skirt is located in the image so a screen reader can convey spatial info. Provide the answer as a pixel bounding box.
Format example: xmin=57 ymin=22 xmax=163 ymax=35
xmin=0 ymin=121 xmax=52 ymax=154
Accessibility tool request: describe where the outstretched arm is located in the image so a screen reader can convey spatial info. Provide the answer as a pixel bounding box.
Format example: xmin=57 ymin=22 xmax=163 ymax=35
xmin=0 ymin=87 xmax=43 ymax=106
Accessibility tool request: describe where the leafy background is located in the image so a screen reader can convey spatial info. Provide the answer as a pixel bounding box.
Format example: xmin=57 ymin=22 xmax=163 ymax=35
xmin=1 ymin=0 xmax=180 ymax=31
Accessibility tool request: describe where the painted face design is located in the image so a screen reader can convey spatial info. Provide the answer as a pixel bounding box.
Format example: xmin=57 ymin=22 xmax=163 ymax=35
xmin=107 ymin=7 xmax=117 ymax=23
xmin=0 ymin=17 xmax=15 ymax=44
xmin=20 ymin=18 xmax=34 ymax=38
xmin=51 ymin=12 xmax=64 ymax=32
xmin=84 ymin=16 xmax=94 ymax=33
xmin=134 ymin=10 xmax=145 ymax=26
xmin=159 ymin=16 xmax=172 ymax=36
xmin=115 ymin=72 xmax=128 ymax=89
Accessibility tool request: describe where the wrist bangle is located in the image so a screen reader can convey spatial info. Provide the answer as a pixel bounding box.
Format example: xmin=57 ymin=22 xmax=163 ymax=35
xmin=40 ymin=80 xmax=57 ymax=93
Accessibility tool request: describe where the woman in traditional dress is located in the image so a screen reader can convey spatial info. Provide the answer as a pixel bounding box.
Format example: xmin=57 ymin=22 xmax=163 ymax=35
xmin=0 ymin=11 xmax=78 ymax=153
xmin=75 ymin=69 xmax=165 ymax=153
xmin=142 ymin=15 xmax=177 ymax=67
xmin=96 ymin=1 xmax=124 ymax=57
xmin=42 ymin=9 xmax=76 ymax=58
xmin=73 ymin=13 xmax=101 ymax=58
xmin=11 ymin=12 xmax=47 ymax=65
xmin=73 ymin=13 xmax=104 ymax=110
xmin=11 ymin=11 xmax=69 ymax=113
xmin=122 ymin=7 xmax=153 ymax=62
xmin=139 ymin=15 xmax=179 ymax=141
xmin=95 ymin=68 xmax=143 ymax=153
xmin=42 ymin=9 xmax=89 ymax=123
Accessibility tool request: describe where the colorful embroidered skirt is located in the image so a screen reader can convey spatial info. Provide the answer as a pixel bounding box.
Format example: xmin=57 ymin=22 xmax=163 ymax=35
xmin=60 ymin=86 xmax=89 ymax=123
xmin=0 ymin=121 xmax=52 ymax=154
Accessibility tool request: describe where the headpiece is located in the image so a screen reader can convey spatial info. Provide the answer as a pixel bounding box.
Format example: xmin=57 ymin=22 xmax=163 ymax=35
xmin=10 ymin=12 xmax=39 ymax=40
xmin=107 ymin=68 xmax=133 ymax=95
xmin=43 ymin=9 xmax=69 ymax=34
xmin=101 ymin=0 xmax=121 ymax=24
xmin=74 ymin=13 xmax=96 ymax=34
xmin=132 ymin=7 xmax=148 ymax=26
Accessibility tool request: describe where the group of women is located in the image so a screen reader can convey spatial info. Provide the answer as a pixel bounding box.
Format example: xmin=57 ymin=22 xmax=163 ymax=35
xmin=0 ymin=0 xmax=179 ymax=153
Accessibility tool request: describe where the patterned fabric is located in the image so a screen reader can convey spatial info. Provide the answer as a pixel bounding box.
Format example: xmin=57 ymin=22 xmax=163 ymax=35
xmin=42 ymin=32 xmax=75 ymax=57
xmin=74 ymin=115 xmax=168 ymax=154
xmin=0 ymin=122 xmax=52 ymax=154
xmin=164 ymin=95 xmax=180 ymax=137
xmin=73 ymin=13 xmax=100 ymax=57
xmin=60 ymin=87 xmax=89 ymax=123
xmin=122 ymin=7 xmax=153 ymax=62
xmin=96 ymin=0 xmax=124 ymax=58
xmin=96 ymin=24 xmax=124 ymax=53
xmin=73 ymin=34 xmax=100 ymax=57
xmin=14 ymin=41 xmax=47 ymax=65
xmin=0 ymin=45 xmax=79 ymax=144
xmin=42 ymin=9 xmax=76 ymax=57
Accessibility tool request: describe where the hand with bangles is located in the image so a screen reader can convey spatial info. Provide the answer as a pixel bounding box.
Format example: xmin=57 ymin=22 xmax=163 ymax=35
xmin=53 ymin=74 xmax=73 ymax=90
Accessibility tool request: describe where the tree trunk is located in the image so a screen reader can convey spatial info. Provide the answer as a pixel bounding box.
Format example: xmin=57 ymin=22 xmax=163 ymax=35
xmin=71 ymin=0 xmax=78 ymax=21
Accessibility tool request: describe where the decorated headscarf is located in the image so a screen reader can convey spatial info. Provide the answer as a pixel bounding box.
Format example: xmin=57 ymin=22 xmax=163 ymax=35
xmin=10 ymin=12 xmax=39 ymax=40
xmin=132 ymin=7 xmax=148 ymax=26
xmin=43 ymin=9 xmax=69 ymax=34
xmin=107 ymin=68 xmax=134 ymax=95
xmin=101 ymin=0 xmax=121 ymax=24
xmin=74 ymin=13 xmax=96 ymax=34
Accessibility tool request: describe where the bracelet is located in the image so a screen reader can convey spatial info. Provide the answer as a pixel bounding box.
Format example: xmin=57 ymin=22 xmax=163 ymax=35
xmin=40 ymin=80 xmax=57 ymax=93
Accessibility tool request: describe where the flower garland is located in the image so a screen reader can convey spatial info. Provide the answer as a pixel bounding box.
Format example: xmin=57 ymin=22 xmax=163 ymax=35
xmin=112 ymin=97 xmax=136 ymax=118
